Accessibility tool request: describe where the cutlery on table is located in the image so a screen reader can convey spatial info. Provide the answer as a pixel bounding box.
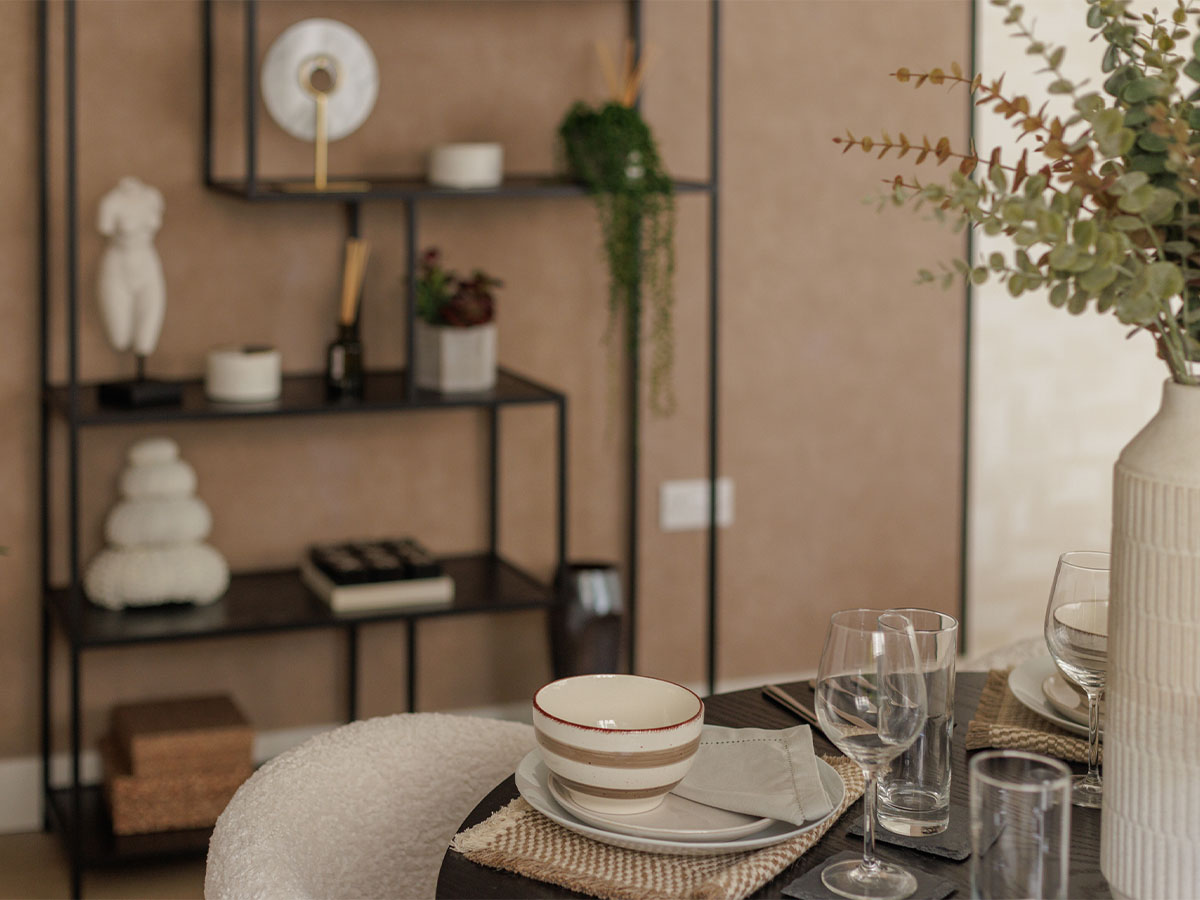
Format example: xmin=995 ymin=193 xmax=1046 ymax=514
xmin=761 ymin=684 xmax=824 ymax=735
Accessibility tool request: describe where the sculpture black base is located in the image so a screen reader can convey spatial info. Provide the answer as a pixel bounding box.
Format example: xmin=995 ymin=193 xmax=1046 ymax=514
xmin=98 ymin=378 xmax=183 ymax=408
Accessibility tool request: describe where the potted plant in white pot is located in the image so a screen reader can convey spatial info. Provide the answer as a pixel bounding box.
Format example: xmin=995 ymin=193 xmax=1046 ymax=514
xmin=837 ymin=2 xmax=1200 ymax=895
xmin=414 ymin=247 xmax=501 ymax=393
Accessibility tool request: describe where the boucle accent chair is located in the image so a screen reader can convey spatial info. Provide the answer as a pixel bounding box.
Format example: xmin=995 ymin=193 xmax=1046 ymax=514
xmin=204 ymin=713 xmax=534 ymax=899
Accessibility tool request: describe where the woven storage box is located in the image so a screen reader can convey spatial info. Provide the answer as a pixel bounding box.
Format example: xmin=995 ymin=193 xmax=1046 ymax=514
xmin=101 ymin=737 xmax=251 ymax=835
xmin=110 ymin=694 xmax=252 ymax=776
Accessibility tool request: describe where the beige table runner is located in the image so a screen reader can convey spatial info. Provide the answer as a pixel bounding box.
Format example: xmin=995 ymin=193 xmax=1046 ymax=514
xmin=965 ymin=669 xmax=1098 ymax=764
xmin=450 ymin=755 xmax=863 ymax=900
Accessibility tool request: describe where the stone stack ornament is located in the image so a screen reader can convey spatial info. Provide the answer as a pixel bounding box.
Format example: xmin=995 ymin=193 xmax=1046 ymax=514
xmin=85 ymin=438 xmax=229 ymax=609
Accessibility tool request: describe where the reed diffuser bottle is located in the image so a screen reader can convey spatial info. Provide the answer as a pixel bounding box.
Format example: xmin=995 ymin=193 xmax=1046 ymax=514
xmin=326 ymin=237 xmax=369 ymax=398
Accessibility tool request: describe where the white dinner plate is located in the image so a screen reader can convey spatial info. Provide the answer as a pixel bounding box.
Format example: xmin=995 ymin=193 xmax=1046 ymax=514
xmin=1041 ymin=673 xmax=1106 ymax=727
xmin=1008 ymin=655 xmax=1095 ymax=738
xmin=546 ymin=772 xmax=774 ymax=842
xmin=514 ymin=751 xmax=845 ymax=856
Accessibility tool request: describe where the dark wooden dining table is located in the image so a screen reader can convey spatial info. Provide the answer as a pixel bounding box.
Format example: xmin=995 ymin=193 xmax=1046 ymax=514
xmin=436 ymin=671 xmax=1111 ymax=899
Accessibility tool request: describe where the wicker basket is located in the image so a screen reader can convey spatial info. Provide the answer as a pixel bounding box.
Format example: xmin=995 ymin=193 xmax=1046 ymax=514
xmin=101 ymin=737 xmax=252 ymax=835
xmin=102 ymin=694 xmax=254 ymax=835
xmin=110 ymin=694 xmax=253 ymax=776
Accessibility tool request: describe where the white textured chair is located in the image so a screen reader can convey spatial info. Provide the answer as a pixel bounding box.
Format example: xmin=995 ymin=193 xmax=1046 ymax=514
xmin=204 ymin=712 xmax=534 ymax=900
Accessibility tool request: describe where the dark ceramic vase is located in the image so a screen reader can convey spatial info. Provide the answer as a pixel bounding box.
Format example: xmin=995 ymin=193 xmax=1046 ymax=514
xmin=549 ymin=561 xmax=624 ymax=678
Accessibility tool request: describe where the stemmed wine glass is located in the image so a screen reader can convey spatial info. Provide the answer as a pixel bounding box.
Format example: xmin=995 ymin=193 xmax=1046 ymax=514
xmin=815 ymin=609 xmax=928 ymax=900
xmin=1044 ymin=550 xmax=1109 ymax=809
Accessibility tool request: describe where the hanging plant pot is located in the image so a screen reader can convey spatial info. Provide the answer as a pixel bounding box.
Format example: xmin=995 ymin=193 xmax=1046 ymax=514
xmin=560 ymin=100 xmax=676 ymax=416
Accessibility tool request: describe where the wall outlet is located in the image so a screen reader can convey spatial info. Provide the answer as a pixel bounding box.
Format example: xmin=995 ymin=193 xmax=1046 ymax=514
xmin=659 ymin=478 xmax=734 ymax=531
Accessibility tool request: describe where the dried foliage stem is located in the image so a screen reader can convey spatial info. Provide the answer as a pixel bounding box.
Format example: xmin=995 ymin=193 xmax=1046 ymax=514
xmin=836 ymin=0 xmax=1200 ymax=386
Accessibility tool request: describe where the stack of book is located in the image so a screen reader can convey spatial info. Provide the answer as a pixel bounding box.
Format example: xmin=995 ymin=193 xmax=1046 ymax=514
xmin=300 ymin=538 xmax=455 ymax=613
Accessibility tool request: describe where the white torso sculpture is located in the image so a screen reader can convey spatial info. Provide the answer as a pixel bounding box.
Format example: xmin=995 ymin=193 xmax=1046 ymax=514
xmin=97 ymin=176 xmax=166 ymax=358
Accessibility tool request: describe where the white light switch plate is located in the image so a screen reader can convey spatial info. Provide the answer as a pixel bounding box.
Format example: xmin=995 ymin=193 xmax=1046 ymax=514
xmin=659 ymin=478 xmax=734 ymax=531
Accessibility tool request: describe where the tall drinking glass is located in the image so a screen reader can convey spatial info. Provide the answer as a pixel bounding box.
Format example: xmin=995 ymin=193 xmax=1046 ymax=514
xmin=878 ymin=609 xmax=958 ymax=836
xmin=1043 ymin=550 xmax=1108 ymax=808
xmin=815 ymin=610 xmax=928 ymax=900
xmin=969 ymin=750 xmax=1072 ymax=899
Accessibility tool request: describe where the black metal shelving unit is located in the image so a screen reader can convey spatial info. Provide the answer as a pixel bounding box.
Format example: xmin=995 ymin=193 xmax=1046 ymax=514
xmin=39 ymin=0 xmax=720 ymax=896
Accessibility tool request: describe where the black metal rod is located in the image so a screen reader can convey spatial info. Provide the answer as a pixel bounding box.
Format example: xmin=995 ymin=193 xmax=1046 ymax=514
xmin=406 ymin=621 xmax=417 ymax=712
xmin=346 ymin=201 xmax=361 ymax=239
xmin=244 ymin=0 xmax=257 ymax=196
xmin=625 ymin=0 xmax=643 ymax=675
xmin=69 ymin=645 xmax=82 ymax=900
xmin=557 ymin=397 xmax=568 ymax=573
xmin=202 ymin=0 xmax=213 ymax=186
xmin=705 ymin=0 xmax=722 ymax=696
xmin=487 ymin=406 xmax=499 ymax=556
xmin=37 ymin=0 xmax=51 ymax=832
xmin=65 ymin=0 xmax=79 ymax=607
xmin=958 ymin=0 xmax=978 ymax=655
xmin=346 ymin=626 xmax=359 ymax=721
xmin=404 ymin=200 xmax=418 ymax=402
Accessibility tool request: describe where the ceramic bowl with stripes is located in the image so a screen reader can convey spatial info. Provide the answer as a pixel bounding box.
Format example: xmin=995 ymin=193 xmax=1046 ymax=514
xmin=532 ymin=673 xmax=704 ymax=814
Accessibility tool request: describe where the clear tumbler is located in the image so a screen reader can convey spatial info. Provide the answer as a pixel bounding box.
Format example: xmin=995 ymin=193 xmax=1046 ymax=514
xmin=969 ymin=750 xmax=1072 ymax=899
xmin=877 ymin=608 xmax=958 ymax=836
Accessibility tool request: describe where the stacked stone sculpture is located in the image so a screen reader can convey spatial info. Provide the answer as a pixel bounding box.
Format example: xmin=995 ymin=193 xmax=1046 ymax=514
xmin=85 ymin=437 xmax=229 ymax=609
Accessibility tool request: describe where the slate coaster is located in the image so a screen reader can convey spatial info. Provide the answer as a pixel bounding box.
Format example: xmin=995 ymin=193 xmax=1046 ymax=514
xmin=783 ymin=850 xmax=958 ymax=900
xmin=847 ymin=801 xmax=972 ymax=861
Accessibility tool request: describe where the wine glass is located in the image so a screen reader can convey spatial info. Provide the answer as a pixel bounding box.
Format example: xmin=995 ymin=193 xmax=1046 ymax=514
xmin=1043 ymin=550 xmax=1109 ymax=809
xmin=815 ymin=609 xmax=928 ymax=900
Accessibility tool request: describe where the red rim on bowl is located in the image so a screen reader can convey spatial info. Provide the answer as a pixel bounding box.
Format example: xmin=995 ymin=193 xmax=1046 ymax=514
xmin=533 ymin=674 xmax=704 ymax=733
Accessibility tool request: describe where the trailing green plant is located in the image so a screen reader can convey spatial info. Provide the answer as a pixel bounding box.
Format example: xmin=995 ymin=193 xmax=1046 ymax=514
xmin=560 ymin=100 xmax=677 ymax=415
xmin=416 ymin=247 xmax=502 ymax=327
xmin=836 ymin=0 xmax=1200 ymax=385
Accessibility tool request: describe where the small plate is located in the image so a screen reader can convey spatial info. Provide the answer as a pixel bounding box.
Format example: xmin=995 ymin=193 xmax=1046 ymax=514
xmin=546 ymin=773 xmax=773 ymax=842
xmin=1008 ymin=655 xmax=1094 ymax=738
xmin=1042 ymin=673 xmax=1105 ymax=727
xmin=514 ymin=751 xmax=845 ymax=856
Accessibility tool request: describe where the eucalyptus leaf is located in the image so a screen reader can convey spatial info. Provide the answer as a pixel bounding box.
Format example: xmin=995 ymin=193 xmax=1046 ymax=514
xmin=1049 ymin=243 xmax=1081 ymax=270
xmin=1079 ymin=264 xmax=1118 ymax=292
xmin=1112 ymin=171 xmax=1151 ymax=196
xmin=1049 ymin=281 xmax=1070 ymax=307
xmin=1117 ymin=289 xmax=1162 ymax=324
xmin=1118 ymin=183 xmax=1157 ymax=213
xmin=1097 ymin=283 xmax=1119 ymax=313
xmin=1073 ymin=219 xmax=1099 ymax=246
xmin=1067 ymin=290 xmax=1089 ymax=314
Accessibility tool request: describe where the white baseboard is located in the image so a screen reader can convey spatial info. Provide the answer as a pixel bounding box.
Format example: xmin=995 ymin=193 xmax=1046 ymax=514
xmin=0 ymin=700 xmax=531 ymax=835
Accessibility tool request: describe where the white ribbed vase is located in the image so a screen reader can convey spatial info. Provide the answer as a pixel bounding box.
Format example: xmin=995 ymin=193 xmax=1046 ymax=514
xmin=1102 ymin=380 xmax=1200 ymax=899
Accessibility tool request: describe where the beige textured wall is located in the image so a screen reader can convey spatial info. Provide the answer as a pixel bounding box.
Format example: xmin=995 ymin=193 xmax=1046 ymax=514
xmin=3 ymin=0 xmax=968 ymax=761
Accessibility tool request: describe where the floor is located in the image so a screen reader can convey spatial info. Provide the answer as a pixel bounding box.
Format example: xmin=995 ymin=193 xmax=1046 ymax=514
xmin=0 ymin=832 xmax=203 ymax=900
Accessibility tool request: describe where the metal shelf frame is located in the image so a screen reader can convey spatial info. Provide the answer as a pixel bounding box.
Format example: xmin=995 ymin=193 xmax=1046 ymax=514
xmin=37 ymin=0 xmax=719 ymax=895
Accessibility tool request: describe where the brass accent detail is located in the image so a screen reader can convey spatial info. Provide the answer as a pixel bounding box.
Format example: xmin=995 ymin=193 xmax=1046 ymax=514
xmin=534 ymin=730 xmax=700 ymax=768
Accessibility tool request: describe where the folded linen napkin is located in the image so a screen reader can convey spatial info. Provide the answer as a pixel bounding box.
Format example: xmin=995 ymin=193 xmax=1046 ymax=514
xmin=673 ymin=724 xmax=835 ymax=825
xmin=965 ymin=669 xmax=1097 ymax=764
xmin=450 ymin=755 xmax=862 ymax=900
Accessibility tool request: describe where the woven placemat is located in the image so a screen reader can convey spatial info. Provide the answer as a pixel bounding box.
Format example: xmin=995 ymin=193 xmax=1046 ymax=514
xmin=965 ymin=669 xmax=1098 ymax=764
xmin=450 ymin=755 xmax=863 ymax=900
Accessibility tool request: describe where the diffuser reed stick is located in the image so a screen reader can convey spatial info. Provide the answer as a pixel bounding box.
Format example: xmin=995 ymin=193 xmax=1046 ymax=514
xmin=593 ymin=39 xmax=657 ymax=107
xmin=338 ymin=238 xmax=370 ymax=327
